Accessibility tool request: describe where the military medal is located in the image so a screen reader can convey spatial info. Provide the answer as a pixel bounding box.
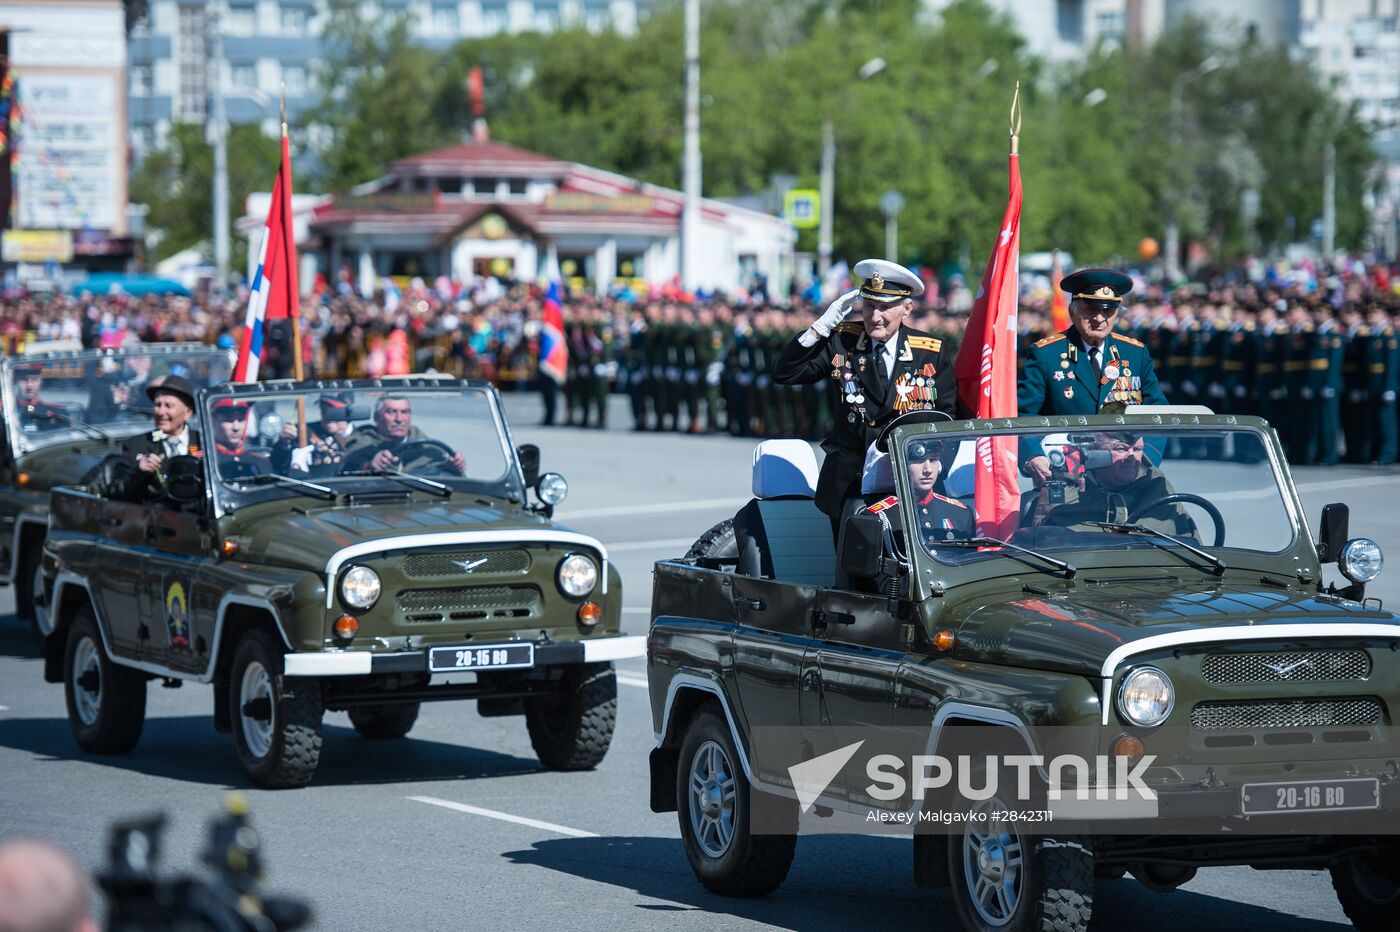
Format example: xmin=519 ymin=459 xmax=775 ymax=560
xmin=1053 ymin=371 xmax=1064 ymax=381
xmin=1104 ymin=364 xmax=1120 ymax=380
xmin=1064 ymin=387 xmax=1074 ymax=398
xmin=898 ymin=342 xmax=914 ymax=362
xmin=1060 ymin=359 xmax=1070 ymax=369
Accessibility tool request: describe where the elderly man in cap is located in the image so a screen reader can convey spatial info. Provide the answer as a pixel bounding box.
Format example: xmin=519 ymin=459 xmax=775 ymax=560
xmin=272 ymin=391 xmax=367 ymax=477
xmin=772 ymin=259 xmax=956 ymax=526
xmin=118 ymin=374 xmax=202 ymax=499
xmin=211 ymin=398 xmax=269 ymax=479
xmin=1019 ymin=268 xmax=1168 ymax=483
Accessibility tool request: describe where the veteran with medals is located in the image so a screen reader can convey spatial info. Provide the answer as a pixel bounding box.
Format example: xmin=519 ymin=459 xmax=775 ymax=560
xmin=1019 ymin=268 xmax=1168 ymax=483
xmin=771 ymin=259 xmax=956 ymax=524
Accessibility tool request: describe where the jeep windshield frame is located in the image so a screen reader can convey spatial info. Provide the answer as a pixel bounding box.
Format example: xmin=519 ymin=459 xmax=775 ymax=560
xmin=886 ymin=413 xmax=1312 ymax=599
xmin=202 ymin=379 xmax=526 ymax=516
xmin=0 ymin=345 xmax=233 ymax=457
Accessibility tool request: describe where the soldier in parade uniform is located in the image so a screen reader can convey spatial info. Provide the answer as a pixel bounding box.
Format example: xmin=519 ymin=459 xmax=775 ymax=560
xmin=1219 ymin=309 xmax=1257 ymax=416
xmin=1284 ymin=305 xmax=1317 ymax=463
xmin=1341 ymin=307 xmax=1370 ymax=463
xmin=210 ymin=398 xmax=270 ymax=480
xmin=771 ymin=258 xmax=955 ymax=525
xmin=13 ymin=362 xmax=68 ymax=429
xmin=1311 ymin=306 xmax=1346 ymax=466
xmin=904 ymin=439 xmax=976 ymax=544
xmin=1364 ymin=304 xmax=1398 ymax=465
xmin=1019 ymin=268 xmax=1167 ymax=482
xmin=273 ymin=392 xmax=366 ymax=477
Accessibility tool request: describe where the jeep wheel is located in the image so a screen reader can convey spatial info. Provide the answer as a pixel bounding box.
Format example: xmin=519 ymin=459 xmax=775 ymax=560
xmin=229 ymin=630 xmax=323 ymax=788
xmin=1331 ymin=848 xmax=1400 ymax=932
xmin=64 ymin=609 xmax=146 ymax=754
xmin=348 ymin=702 xmax=420 ymax=740
xmin=947 ymin=775 xmax=1093 ymax=932
xmin=675 ymin=707 xmax=795 ymax=897
xmin=525 ymin=662 xmax=616 ymax=770
xmin=17 ymin=548 xmax=48 ymax=647
xmin=685 ymin=519 xmax=737 ymax=563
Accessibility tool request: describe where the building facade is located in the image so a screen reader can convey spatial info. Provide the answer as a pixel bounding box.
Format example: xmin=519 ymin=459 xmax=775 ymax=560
xmin=239 ymin=139 xmax=795 ymax=297
xmin=128 ymin=0 xmax=652 ymax=159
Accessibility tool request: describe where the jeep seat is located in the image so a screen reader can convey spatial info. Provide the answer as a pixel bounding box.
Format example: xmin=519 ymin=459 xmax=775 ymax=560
xmin=733 ymin=440 xmax=834 ymax=586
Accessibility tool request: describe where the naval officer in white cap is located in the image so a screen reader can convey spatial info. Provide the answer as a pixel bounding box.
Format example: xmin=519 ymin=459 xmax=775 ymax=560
xmin=771 ymin=259 xmax=957 ymax=526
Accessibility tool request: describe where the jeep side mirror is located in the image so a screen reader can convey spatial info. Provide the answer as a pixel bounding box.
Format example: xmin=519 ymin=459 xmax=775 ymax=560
xmin=165 ymin=455 xmax=204 ymax=503
xmin=840 ymin=513 xmax=884 ymax=579
xmin=1318 ymin=503 xmax=1349 ymax=563
xmin=517 ymin=444 xmax=540 ymax=489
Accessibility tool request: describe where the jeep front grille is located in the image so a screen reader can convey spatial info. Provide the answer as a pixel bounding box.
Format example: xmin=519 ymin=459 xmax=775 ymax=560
xmin=401 ymin=550 xmax=531 ymax=579
xmin=1191 ymin=696 xmax=1383 ymax=730
xmin=1201 ymin=649 xmax=1370 ymax=685
xmin=395 ymin=585 xmax=541 ymax=623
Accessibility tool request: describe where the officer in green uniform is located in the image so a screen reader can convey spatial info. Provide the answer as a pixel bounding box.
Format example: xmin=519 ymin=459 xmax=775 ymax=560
xmin=1312 ymin=307 xmax=1345 ymax=466
xmin=1019 ymin=268 xmax=1168 ymax=482
xmin=1341 ymin=308 xmax=1370 ymax=463
xmin=1254 ymin=304 xmax=1285 ymax=437
xmin=1284 ymin=306 xmax=1316 ymax=463
xmin=1219 ymin=311 xmax=1256 ymax=416
xmin=1365 ymin=304 xmax=1398 ymax=465
xmin=626 ymin=311 xmax=651 ymax=430
xmin=728 ymin=317 xmax=755 ymax=436
xmin=695 ymin=307 xmax=727 ymax=433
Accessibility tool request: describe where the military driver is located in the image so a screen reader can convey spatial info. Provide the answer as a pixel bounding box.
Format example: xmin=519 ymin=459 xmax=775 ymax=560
xmin=339 ymin=395 xmax=467 ymax=476
xmin=1040 ymin=431 xmax=1197 ymax=538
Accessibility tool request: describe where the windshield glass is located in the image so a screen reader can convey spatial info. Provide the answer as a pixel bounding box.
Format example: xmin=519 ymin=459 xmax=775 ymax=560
xmin=5 ymin=348 xmax=232 ymax=454
xmin=895 ymin=425 xmax=1295 ymax=563
xmin=207 ymin=384 xmax=519 ymax=506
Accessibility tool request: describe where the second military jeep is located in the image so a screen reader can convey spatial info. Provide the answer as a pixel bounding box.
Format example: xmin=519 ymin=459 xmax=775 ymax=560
xmin=41 ymin=378 xmax=640 ymax=787
xmin=649 ymin=413 xmax=1400 ymax=932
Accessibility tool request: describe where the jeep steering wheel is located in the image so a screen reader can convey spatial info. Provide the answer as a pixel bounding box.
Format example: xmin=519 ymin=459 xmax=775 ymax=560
xmin=1128 ymin=492 xmax=1225 ymax=547
xmin=398 ymin=439 xmax=461 ymax=474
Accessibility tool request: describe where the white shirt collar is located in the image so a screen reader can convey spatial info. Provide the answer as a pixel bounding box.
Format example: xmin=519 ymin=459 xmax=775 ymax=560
xmin=877 ymin=330 xmax=900 ymax=376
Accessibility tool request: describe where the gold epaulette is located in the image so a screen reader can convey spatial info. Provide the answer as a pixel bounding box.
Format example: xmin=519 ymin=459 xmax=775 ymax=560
xmin=1034 ymin=333 xmax=1067 ymax=348
xmin=1112 ymin=333 xmax=1145 ymax=348
xmin=834 ymin=322 xmax=863 ymax=335
xmin=907 ymin=335 xmax=942 ymax=352
xmin=929 ymin=491 xmax=969 ymax=509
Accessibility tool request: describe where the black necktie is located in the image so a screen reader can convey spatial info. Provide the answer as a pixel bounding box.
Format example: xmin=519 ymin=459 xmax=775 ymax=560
xmin=873 ymin=344 xmax=887 ymax=395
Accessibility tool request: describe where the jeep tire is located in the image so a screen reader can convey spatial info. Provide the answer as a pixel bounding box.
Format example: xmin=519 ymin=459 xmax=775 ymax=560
xmin=525 ymin=662 xmax=616 ymax=770
xmin=17 ymin=547 xmax=48 ymax=647
xmin=676 ymin=707 xmax=796 ymax=897
xmin=349 ymin=702 xmax=420 ymax=740
xmin=64 ymin=608 xmax=146 ymax=754
xmin=947 ymin=764 xmax=1094 ymax=932
xmin=229 ymin=629 xmax=323 ymax=788
xmin=1331 ymin=849 xmax=1400 ymax=932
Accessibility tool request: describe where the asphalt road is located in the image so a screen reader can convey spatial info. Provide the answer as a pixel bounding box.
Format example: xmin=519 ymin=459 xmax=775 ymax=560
xmin=1 ymin=391 xmax=1393 ymax=931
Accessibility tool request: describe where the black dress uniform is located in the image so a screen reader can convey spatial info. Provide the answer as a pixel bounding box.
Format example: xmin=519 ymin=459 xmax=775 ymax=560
xmin=771 ymin=260 xmax=955 ymax=521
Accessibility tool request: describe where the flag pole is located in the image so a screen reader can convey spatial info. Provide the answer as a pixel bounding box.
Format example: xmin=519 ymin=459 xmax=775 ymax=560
xmin=282 ymin=84 xmax=308 ymax=446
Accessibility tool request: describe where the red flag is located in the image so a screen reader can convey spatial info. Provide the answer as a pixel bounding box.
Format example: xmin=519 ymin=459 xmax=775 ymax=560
xmin=234 ymin=134 xmax=299 ymax=381
xmin=952 ymin=146 xmax=1022 ymax=539
xmin=1050 ymin=248 xmax=1069 ymax=333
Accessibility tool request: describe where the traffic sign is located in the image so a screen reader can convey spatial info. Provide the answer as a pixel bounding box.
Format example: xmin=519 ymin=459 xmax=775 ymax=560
xmin=784 ymin=189 xmax=821 ymax=229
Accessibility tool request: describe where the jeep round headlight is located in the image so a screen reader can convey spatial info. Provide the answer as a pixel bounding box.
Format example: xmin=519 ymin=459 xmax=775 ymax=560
xmin=1339 ymin=538 xmax=1384 ymax=584
xmin=340 ymin=565 xmax=381 ymax=609
xmin=557 ymin=553 xmax=597 ymax=598
xmin=1117 ymin=667 xmax=1174 ymax=727
xmin=537 ymin=472 xmax=568 ymax=506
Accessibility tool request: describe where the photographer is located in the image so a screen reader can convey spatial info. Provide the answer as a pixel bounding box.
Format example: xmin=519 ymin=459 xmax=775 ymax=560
xmin=0 ymin=838 xmax=97 ymax=932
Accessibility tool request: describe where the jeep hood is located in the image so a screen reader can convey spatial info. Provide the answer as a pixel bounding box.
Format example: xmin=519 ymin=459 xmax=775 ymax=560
xmin=949 ymin=583 xmax=1399 ymax=677
xmin=232 ymin=498 xmax=582 ymax=574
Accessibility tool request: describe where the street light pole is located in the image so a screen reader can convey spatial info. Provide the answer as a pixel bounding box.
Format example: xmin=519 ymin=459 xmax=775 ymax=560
xmin=210 ymin=1 xmax=229 ymax=298
xmin=816 ymin=57 xmax=885 ymax=284
xmin=1323 ymin=139 xmax=1336 ymax=258
xmin=680 ymin=0 xmax=702 ymax=292
xmin=880 ymin=190 xmax=904 ymax=262
xmin=1164 ymin=56 xmax=1220 ymax=284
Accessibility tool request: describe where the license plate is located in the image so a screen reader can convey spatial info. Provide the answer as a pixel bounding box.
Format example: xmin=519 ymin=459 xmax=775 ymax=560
xmin=1241 ymin=778 xmax=1379 ymax=815
xmin=429 ymin=643 xmax=534 ymax=672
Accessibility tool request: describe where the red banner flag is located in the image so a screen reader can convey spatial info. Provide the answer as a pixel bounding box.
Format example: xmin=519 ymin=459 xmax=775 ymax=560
xmin=234 ymin=133 xmax=300 ymax=381
xmin=952 ymin=111 xmax=1022 ymax=539
xmin=1050 ymin=248 xmax=1069 ymax=333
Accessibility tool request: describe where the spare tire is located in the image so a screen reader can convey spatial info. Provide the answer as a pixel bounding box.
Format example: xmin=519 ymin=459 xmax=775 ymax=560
xmin=685 ymin=519 xmax=738 ymax=563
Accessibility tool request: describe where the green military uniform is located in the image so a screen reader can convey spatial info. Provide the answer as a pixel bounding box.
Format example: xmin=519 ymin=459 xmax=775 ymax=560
xmin=1284 ymin=323 xmax=1316 ymax=463
xmin=1311 ymin=319 xmax=1345 ymax=466
xmin=1365 ymin=320 xmax=1399 ymax=465
xmin=1342 ymin=322 xmax=1370 ymax=463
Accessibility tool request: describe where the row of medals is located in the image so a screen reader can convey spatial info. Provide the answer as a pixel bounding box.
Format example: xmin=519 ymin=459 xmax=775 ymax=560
xmin=831 ymin=352 xmax=938 ymax=423
xmin=1052 ymin=351 xmax=1132 ymax=400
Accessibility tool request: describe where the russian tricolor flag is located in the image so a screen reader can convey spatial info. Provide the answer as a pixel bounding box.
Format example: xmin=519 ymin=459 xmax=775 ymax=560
xmin=538 ymin=270 xmax=568 ymax=385
xmin=234 ymin=133 xmax=300 ymax=381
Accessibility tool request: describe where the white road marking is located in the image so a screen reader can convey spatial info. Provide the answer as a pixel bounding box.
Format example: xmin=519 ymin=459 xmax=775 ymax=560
xmin=616 ymin=674 xmax=650 ymax=689
xmin=606 ymin=538 xmax=696 ymax=553
xmin=408 ymin=796 xmax=598 ymax=838
xmin=622 ymin=607 xmax=651 ymax=615
xmin=561 ymin=497 xmax=745 ymax=520
xmin=0 ymin=705 xmax=8 ymax=712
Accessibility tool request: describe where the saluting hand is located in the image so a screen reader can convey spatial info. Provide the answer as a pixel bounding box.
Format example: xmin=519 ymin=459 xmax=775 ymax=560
xmin=811 ymin=289 xmax=861 ymax=338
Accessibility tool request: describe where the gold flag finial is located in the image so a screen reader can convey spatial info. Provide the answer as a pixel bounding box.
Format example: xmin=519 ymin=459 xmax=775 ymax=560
xmin=1009 ymin=80 xmax=1021 ymax=156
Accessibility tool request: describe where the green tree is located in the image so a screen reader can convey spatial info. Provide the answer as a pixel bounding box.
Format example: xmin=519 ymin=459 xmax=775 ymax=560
xmin=129 ymin=122 xmax=282 ymax=270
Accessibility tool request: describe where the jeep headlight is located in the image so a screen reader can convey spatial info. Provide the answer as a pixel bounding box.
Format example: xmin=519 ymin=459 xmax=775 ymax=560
xmin=340 ymin=565 xmax=381 ymax=609
xmin=1339 ymin=538 xmax=1384 ymax=584
xmin=537 ymin=472 xmax=568 ymax=506
xmin=556 ymin=553 xmax=597 ymax=598
xmin=1117 ymin=667 xmax=1174 ymax=727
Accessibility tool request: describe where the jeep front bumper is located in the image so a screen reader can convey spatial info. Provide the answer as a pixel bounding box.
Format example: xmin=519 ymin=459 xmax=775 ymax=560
xmin=281 ymin=634 xmax=646 ymax=677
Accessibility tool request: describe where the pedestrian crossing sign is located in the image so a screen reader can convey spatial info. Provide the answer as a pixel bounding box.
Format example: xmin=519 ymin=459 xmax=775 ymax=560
xmin=784 ymin=189 xmax=821 ymax=229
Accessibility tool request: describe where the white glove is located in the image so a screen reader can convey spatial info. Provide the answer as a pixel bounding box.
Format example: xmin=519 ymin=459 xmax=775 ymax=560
xmin=289 ymin=445 xmax=314 ymax=472
xmin=811 ymin=289 xmax=860 ymax=338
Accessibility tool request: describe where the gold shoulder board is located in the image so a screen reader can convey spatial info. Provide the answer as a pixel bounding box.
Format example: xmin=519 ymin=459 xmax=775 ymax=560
xmin=907 ymin=336 xmax=942 ymax=352
xmin=1034 ymin=334 xmax=1067 ymax=348
xmin=834 ymin=322 xmax=864 ymax=335
xmin=1113 ymin=334 xmax=1145 ymax=348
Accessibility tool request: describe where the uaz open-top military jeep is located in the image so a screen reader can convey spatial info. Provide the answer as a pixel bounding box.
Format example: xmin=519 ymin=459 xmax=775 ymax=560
xmin=41 ymin=378 xmax=640 ymax=787
xmin=1 ymin=345 xmax=232 ymax=639
xmin=648 ymin=412 xmax=1400 ymax=932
